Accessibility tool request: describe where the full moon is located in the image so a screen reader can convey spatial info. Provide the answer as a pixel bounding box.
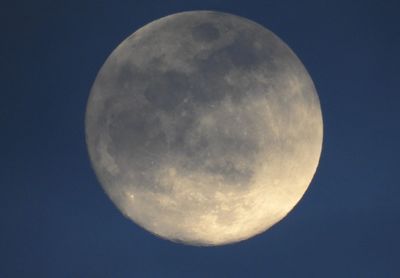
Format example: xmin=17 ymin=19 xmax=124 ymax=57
xmin=85 ymin=11 xmax=323 ymax=246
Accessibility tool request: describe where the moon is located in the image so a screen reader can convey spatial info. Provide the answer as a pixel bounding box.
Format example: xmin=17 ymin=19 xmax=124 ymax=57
xmin=85 ymin=11 xmax=323 ymax=246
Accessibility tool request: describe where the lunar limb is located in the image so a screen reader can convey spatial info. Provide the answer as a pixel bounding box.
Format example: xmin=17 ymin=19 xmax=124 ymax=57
xmin=85 ymin=11 xmax=323 ymax=245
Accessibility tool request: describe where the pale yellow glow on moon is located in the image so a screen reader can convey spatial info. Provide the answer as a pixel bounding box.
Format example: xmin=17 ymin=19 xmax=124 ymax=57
xmin=85 ymin=11 xmax=323 ymax=246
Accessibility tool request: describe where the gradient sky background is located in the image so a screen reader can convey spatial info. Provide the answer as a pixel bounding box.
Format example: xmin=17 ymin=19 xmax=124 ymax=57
xmin=1 ymin=0 xmax=399 ymax=277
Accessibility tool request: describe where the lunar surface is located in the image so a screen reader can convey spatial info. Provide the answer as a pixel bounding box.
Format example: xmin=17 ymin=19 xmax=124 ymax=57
xmin=85 ymin=11 xmax=323 ymax=246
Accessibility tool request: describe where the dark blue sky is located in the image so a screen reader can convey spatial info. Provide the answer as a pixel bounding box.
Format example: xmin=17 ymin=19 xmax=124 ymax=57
xmin=1 ymin=0 xmax=399 ymax=277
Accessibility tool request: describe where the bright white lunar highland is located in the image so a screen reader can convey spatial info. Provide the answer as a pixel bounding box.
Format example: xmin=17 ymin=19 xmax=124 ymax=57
xmin=85 ymin=11 xmax=323 ymax=245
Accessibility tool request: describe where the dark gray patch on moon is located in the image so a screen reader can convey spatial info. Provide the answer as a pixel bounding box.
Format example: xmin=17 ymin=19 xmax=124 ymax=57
xmin=143 ymin=70 xmax=190 ymax=111
xmin=191 ymin=23 xmax=220 ymax=42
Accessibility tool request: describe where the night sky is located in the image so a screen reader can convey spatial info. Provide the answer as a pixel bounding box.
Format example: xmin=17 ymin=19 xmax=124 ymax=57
xmin=1 ymin=0 xmax=399 ymax=277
